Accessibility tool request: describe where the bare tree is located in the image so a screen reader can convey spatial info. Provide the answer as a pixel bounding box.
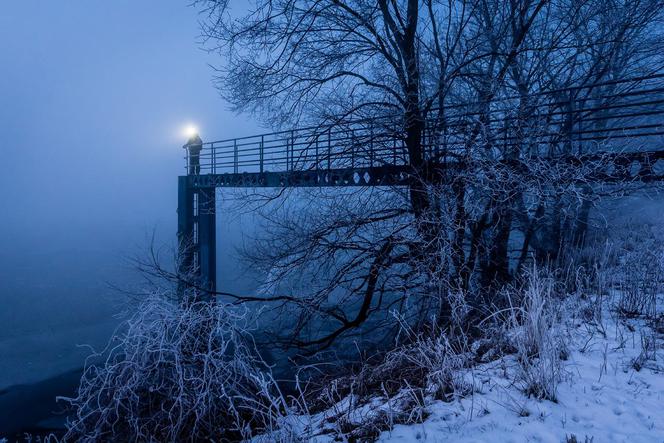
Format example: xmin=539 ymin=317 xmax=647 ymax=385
xmin=195 ymin=0 xmax=664 ymax=354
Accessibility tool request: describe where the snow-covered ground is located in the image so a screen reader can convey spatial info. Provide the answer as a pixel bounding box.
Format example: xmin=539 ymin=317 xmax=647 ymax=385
xmin=274 ymin=292 xmax=663 ymax=443
xmin=379 ymin=312 xmax=664 ymax=442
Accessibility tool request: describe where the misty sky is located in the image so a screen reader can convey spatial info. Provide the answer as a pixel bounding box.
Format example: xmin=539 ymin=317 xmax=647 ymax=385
xmin=0 ymin=1 xmax=260 ymax=387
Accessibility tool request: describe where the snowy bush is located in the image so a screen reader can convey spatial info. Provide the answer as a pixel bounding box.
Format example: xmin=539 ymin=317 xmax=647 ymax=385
xmin=614 ymin=226 xmax=662 ymax=318
xmin=307 ymin=312 xmax=473 ymax=441
xmin=500 ymin=267 xmax=568 ymax=401
xmin=62 ymin=293 xmax=296 ymax=442
xmin=386 ymin=318 xmax=471 ymax=403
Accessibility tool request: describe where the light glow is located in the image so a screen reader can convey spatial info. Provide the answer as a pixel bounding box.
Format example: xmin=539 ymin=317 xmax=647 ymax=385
xmin=183 ymin=124 xmax=199 ymax=138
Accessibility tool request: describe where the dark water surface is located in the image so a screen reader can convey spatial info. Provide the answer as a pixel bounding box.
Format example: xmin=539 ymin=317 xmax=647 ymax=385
xmin=0 ymin=369 xmax=81 ymax=439
xmin=0 ymin=212 xmax=259 ymax=438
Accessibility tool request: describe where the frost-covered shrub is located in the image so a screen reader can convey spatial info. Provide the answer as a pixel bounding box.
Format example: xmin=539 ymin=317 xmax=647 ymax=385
xmin=387 ymin=324 xmax=471 ymax=403
xmin=336 ymin=314 xmax=471 ymax=404
xmin=310 ymin=319 xmax=469 ymax=441
xmin=614 ymin=227 xmax=662 ymax=318
xmin=562 ymin=222 xmax=662 ymax=320
xmin=62 ymin=294 xmax=292 ymax=442
xmin=501 ymin=267 xmax=568 ymax=401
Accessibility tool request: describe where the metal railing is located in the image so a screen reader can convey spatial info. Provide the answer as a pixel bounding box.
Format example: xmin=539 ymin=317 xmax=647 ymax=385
xmin=185 ymin=73 xmax=664 ymax=176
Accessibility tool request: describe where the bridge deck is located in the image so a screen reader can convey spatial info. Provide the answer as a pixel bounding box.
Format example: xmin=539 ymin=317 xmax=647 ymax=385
xmin=183 ymin=74 xmax=664 ymax=188
xmin=178 ymin=74 xmax=664 ymax=294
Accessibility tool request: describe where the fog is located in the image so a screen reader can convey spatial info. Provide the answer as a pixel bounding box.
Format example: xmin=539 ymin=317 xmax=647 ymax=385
xmin=0 ymin=1 xmax=260 ymax=389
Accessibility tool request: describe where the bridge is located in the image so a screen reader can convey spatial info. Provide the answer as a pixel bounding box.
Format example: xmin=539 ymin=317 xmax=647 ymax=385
xmin=177 ymin=74 xmax=664 ymax=294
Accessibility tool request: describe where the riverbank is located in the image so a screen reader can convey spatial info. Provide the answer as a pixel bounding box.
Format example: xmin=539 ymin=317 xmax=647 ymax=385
xmin=0 ymin=368 xmax=82 ymax=440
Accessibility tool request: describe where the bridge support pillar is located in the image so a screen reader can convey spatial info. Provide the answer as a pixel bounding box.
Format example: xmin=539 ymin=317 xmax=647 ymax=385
xmin=177 ymin=176 xmax=195 ymax=297
xmin=197 ymin=186 xmax=217 ymax=295
xmin=177 ymin=177 xmax=216 ymax=299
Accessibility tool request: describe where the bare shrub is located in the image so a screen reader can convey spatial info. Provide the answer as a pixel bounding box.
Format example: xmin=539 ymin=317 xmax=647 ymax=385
xmin=498 ymin=267 xmax=568 ymax=401
xmin=355 ymin=312 xmax=471 ymax=402
xmin=330 ymin=389 xmax=429 ymax=442
xmin=562 ymin=221 xmax=663 ymax=322
xmin=61 ymin=294 xmax=298 ymax=443
xmin=632 ymin=327 xmax=659 ymax=372
xmin=614 ymin=226 xmax=662 ymax=318
xmin=389 ymin=318 xmax=472 ymax=403
xmin=566 ymin=434 xmax=594 ymax=443
xmin=310 ymin=311 xmax=471 ymax=441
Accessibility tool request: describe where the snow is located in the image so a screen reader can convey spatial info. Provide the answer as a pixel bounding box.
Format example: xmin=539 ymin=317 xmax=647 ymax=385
xmin=272 ymin=295 xmax=664 ymax=443
xmin=378 ymin=309 xmax=664 ymax=443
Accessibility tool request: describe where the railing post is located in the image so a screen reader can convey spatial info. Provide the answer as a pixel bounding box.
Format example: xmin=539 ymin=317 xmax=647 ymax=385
xmin=286 ymin=136 xmax=290 ymax=171
xmin=234 ymin=139 xmax=238 ymax=174
xmin=328 ymin=129 xmax=332 ymax=170
xmin=315 ymin=134 xmax=319 ymax=170
xmin=212 ymin=143 xmax=216 ymax=174
xmin=351 ymin=129 xmax=355 ymax=168
xmin=370 ymin=126 xmax=374 ymax=167
xmin=291 ymin=130 xmax=295 ymax=171
xmin=260 ymin=135 xmax=264 ymax=173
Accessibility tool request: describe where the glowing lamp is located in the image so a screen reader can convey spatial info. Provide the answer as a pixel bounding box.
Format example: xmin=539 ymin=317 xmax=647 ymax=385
xmin=183 ymin=124 xmax=199 ymax=139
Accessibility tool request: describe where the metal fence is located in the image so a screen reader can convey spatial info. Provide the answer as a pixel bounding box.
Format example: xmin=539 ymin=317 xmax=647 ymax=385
xmin=186 ymin=73 xmax=664 ymax=176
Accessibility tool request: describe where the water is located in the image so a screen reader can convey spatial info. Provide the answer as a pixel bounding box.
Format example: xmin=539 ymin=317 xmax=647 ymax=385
xmin=0 ymin=369 xmax=81 ymax=439
xmin=0 ymin=210 xmax=259 ymax=437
